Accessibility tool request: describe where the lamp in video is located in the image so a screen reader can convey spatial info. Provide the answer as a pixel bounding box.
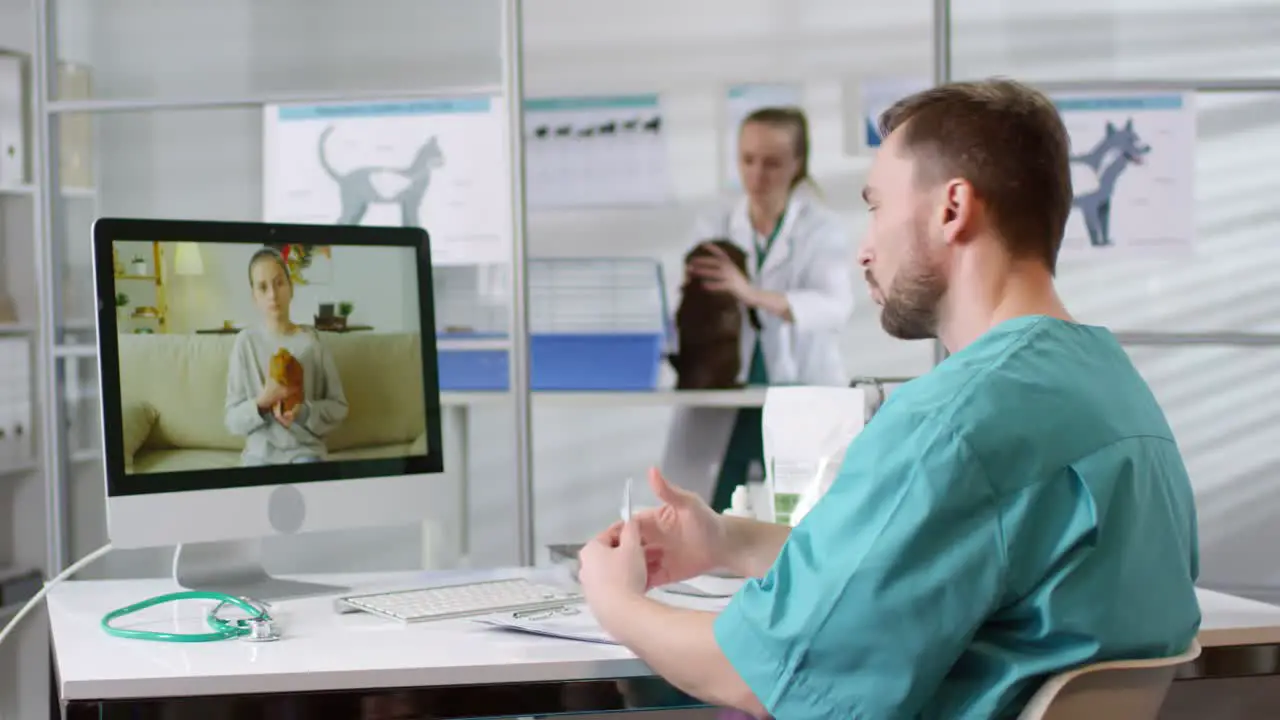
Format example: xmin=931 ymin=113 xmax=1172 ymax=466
xmin=111 ymin=240 xmax=430 ymax=474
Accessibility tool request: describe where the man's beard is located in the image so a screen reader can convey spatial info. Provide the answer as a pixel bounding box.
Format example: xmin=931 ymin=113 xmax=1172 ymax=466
xmin=879 ymin=257 xmax=946 ymax=340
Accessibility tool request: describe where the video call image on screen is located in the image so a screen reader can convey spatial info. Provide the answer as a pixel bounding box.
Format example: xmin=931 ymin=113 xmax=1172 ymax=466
xmin=112 ymin=240 xmax=430 ymax=475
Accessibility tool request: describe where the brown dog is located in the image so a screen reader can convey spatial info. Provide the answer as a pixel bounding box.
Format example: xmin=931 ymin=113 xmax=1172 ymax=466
xmin=669 ymin=238 xmax=756 ymax=390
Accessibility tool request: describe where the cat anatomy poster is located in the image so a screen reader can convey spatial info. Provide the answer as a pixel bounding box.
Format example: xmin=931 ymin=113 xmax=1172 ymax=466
xmin=262 ymin=96 xmax=512 ymax=265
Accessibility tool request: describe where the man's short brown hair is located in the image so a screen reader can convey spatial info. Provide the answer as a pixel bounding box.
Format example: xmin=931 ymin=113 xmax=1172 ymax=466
xmin=878 ymin=78 xmax=1072 ymax=273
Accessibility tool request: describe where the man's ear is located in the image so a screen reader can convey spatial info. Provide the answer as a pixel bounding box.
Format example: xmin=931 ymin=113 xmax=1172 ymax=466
xmin=940 ymin=178 xmax=976 ymax=246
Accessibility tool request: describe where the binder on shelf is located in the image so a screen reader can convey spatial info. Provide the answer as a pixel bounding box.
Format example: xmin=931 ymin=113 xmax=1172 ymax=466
xmin=0 ymin=337 xmax=32 ymax=470
xmin=0 ymin=53 xmax=26 ymax=188
xmin=0 ymin=293 xmax=17 ymax=324
xmin=58 ymin=61 xmax=93 ymax=189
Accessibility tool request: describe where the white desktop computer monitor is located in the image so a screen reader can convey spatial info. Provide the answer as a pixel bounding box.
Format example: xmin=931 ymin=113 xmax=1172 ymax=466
xmin=92 ymin=218 xmax=445 ymax=599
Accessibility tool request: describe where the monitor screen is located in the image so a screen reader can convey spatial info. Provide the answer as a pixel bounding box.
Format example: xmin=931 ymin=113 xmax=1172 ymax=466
xmin=94 ymin=220 xmax=444 ymax=498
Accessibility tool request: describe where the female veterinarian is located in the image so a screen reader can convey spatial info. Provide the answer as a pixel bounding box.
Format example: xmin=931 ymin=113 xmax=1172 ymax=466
xmin=664 ymin=106 xmax=856 ymax=513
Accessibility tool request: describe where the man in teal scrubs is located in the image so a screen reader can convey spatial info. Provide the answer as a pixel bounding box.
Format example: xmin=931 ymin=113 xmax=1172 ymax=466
xmin=576 ymin=78 xmax=1201 ymax=719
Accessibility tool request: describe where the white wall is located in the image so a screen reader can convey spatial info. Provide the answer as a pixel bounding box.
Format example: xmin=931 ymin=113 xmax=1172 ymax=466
xmin=117 ymin=241 xmax=423 ymax=335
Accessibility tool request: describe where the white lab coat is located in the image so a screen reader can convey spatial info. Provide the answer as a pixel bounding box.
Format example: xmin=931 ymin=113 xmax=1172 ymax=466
xmin=662 ymin=192 xmax=856 ymax=500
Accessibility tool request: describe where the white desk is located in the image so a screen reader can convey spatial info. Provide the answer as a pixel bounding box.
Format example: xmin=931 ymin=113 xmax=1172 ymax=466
xmin=1196 ymin=587 xmax=1280 ymax=648
xmin=46 ymin=567 xmax=1280 ymax=715
xmin=48 ymin=567 xmax=717 ymax=717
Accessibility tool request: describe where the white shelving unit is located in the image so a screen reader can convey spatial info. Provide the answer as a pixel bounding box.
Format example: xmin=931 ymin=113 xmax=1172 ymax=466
xmin=0 ymin=49 xmax=44 ymax=537
xmin=0 ymin=19 xmax=49 ymax=720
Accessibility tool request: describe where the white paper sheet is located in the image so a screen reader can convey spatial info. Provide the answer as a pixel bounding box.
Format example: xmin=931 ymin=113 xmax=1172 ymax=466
xmin=474 ymin=604 xmax=618 ymax=645
xmin=473 ymin=581 xmax=738 ymax=645
xmin=661 ymin=575 xmax=746 ymax=599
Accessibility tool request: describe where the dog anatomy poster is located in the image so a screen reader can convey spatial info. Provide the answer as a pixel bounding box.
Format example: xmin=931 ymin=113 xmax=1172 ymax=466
xmin=262 ymin=96 xmax=512 ymax=265
xmin=849 ymin=76 xmax=931 ymax=154
xmin=1055 ymin=92 xmax=1196 ymax=256
xmin=522 ymin=94 xmax=671 ymax=209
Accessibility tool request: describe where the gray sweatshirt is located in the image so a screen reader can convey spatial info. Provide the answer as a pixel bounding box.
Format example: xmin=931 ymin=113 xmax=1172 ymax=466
xmin=223 ymin=326 xmax=349 ymax=465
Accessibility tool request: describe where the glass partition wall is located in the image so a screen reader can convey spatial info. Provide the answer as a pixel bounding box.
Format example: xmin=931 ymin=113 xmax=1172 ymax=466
xmin=21 ymin=0 xmax=949 ymax=605
xmin=517 ymin=0 xmax=941 ymax=551
xmin=12 ymin=0 xmax=1280 ymax=651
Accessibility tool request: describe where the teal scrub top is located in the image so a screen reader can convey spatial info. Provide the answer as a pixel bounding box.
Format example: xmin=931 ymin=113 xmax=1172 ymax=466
xmin=713 ymin=315 xmax=1201 ymax=719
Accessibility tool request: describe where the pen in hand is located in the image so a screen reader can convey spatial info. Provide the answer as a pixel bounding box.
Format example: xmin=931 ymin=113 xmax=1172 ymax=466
xmin=611 ymin=477 xmax=633 ymax=547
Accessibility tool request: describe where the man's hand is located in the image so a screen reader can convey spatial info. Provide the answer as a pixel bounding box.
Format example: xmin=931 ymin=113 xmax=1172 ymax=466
xmin=583 ymin=468 xmax=729 ymax=591
xmin=579 ymin=500 xmax=769 ymax=719
xmin=577 ymin=469 xmax=772 ymax=718
xmin=578 ymin=518 xmax=649 ymax=611
xmin=638 ymin=468 xmax=731 ymax=586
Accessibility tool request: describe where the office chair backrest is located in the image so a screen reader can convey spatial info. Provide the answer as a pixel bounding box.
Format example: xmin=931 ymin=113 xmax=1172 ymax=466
xmin=1016 ymin=640 xmax=1201 ymax=720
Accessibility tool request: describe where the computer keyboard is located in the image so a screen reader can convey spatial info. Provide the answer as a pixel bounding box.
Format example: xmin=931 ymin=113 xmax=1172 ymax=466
xmin=337 ymin=578 xmax=584 ymax=623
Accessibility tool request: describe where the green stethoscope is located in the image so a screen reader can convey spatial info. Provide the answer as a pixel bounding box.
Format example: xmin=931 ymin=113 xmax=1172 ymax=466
xmin=101 ymin=591 xmax=281 ymax=643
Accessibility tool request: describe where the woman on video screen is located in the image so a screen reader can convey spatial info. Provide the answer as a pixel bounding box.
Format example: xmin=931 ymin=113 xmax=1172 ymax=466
xmin=223 ymin=247 xmax=349 ymax=465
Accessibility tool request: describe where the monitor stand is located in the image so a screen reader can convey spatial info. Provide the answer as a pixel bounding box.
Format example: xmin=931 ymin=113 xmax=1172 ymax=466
xmin=173 ymin=539 xmax=348 ymax=601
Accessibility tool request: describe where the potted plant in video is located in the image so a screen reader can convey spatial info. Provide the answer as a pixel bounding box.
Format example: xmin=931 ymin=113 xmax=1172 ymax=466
xmin=115 ymin=292 xmax=129 ymax=326
xmin=315 ymin=301 xmax=352 ymax=331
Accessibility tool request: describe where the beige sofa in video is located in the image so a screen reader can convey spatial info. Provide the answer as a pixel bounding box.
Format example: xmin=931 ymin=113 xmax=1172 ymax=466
xmin=116 ymin=331 xmax=429 ymax=474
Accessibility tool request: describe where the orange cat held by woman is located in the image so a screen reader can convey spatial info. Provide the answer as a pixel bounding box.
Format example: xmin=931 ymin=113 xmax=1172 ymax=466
xmin=269 ymin=347 xmax=305 ymax=413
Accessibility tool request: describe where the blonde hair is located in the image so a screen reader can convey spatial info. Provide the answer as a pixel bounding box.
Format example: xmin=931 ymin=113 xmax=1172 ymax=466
xmin=741 ymin=106 xmax=814 ymax=191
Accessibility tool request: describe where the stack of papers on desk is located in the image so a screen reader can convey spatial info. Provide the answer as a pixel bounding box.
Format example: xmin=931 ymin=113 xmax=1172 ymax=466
xmin=473 ymin=576 xmax=743 ymax=645
xmin=474 ymin=604 xmax=617 ymax=644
